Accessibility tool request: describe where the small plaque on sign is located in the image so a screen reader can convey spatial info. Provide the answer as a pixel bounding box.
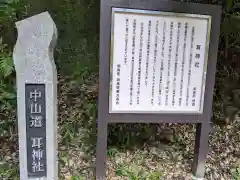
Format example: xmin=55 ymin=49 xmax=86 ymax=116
xmin=109 ymin=8 xmax=211 ymax=114
xmin=25 ymin=84 xmax=47 ymax=178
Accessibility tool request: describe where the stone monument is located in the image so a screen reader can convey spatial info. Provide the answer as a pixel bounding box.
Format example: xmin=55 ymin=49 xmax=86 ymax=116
xmin=13 ymin=12 xmax=58 ymax=180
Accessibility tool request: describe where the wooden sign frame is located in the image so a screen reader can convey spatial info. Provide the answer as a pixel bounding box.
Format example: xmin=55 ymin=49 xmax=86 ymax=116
xmin=97 ymin=0 xmax=221 ymax=179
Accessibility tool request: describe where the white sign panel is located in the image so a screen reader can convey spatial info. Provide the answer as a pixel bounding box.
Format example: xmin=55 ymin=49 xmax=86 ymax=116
xmin=109 ymin=8 xmax=211 ymax=114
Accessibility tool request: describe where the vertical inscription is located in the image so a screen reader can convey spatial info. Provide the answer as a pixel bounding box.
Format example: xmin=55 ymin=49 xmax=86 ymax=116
xmin=179 ymin=22 xmax=188 ymax=106
xmin=193 ymin=44 xmax=202 ymax=107
xmin=124 ymin=18 xmax=129 ymax=64
xmin=130 ymin=19 xmax=136 ymax=105
xmin=116 ymin=64 xmax=121 ymax=105
xmin=151 ymin=21 xmax=159 ymax=105
xmin=145 ymin=21 xmax=152 ymax=86
xmin=195 ymin=45 xmax=201 ymax=68
xmin=158 ymin=21 xmax=166 ymax=106
xmin=137 ymin=22 xmax=144 ymax=104
xmin=26 ymin=84 xmax=46 ymax=178
xmin=165 ymin=21 xmax=173 ymax=106
xmin=186 ymin=26 xmax=195 ymax=106
xmin=192 ymin=87 xmax=197 ymax=106
xmin=172 ymin=22 xmax=181 ymax=106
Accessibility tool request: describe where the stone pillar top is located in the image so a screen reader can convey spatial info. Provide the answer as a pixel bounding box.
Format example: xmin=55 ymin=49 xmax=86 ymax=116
xmin=13 ymin=11 xmax=57 ymax=84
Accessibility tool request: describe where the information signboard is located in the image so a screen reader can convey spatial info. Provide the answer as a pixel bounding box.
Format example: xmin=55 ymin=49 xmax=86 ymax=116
xmin=96 ymin=1 xmax=222 ymax=179
xmin=110 ymin=8 xmax=211 ymax=114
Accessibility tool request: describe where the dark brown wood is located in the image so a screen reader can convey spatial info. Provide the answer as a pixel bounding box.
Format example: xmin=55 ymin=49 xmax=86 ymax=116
xmin=191 ymin=4 xmax=221 ymax=177
xmin=192 ymin=122 xmax=212 ymax=177
xmin=96 ymin=119 xmax=108 ymax=180
xmin=97 ymin=0 xmax=222 ymax=179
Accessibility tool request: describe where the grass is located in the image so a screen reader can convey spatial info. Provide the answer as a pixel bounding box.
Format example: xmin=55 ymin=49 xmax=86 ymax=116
xmin=232 ymin=167 xmax=240 ymax=180
xmin=115 ymin=166 xmax=162 ymax=180
xmin=0 ymin=163 xmax=19 ymax=180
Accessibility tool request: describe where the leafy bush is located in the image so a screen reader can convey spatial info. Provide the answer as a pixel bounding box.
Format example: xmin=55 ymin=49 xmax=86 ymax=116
xmin=0 ymin=0 xmax=27 ymax=140
xmin=232 ymin=167 xmax=240 ymax=180
xmin=0 ymin=0 xmax=28 ymax=111
xmin=221 ymin=0 xmax=240 ymax=57
xmin=0 ymin=37 xmax=16 ymax=111
xmin=215 ymin=0 xmax=240 ymax=124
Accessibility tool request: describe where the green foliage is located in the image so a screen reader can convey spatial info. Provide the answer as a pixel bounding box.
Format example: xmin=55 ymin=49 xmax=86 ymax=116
xmin=218 ymin=0 xmax=240 ymax=123
xmin=0 ymin=37 xmax=16 ymax=111
xmin=0 ymin=0 xmax=28 ymax=112
xmin=0 ymin=163 xmax=19 ymax=180
xmin=221 ymin=0 xmax=240 ymax=55
xmin=0 ymin=0 xmax=25 ymax=142
xmin=116 ymin=166 xmax=162 ymax=180
xmin=232 ymin=167 xmax=240 ymax=180
xmin=72 ymin=175 xmax=85 ymax=180
xmin=146 ymin=172 xmax=163 ymax=180
xmin=0 ymin=0 xmax=28 ymax=42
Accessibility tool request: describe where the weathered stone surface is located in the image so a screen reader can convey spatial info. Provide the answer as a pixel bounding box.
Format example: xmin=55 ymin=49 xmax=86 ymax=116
xmin=13 ymin=11 xmax=58 ymax=180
